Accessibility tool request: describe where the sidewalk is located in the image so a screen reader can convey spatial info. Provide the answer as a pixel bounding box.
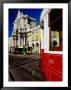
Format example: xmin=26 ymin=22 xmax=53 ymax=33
xmin=9 ymin=53 xmax=40 ymax=59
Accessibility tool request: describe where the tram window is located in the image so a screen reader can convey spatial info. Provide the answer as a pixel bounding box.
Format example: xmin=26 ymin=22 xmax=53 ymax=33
xmin=52 ymin=40 xmax=57 ymax=47
xmin=49 ymin=9 xmax=63 ymax=51
xmin=50 ymin=30 xmax=62 ymax=51
xmin=51 ymin=31 xmax=60 ymax=47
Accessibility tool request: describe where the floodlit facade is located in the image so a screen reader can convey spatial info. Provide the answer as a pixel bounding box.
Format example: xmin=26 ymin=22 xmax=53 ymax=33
xmin=9 ymin=10 xmax=42 ymax=54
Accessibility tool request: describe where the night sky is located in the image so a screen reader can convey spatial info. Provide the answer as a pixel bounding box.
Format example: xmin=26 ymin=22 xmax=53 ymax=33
xmin=9 ymin=9 xmax=43 ymax=37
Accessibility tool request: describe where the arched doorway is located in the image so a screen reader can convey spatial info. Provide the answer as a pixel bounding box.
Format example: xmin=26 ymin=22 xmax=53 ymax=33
xmin=32 ymin=43 xmax=34 ymax=53
xmin=36 ymin=43 xmax=39 ymax=53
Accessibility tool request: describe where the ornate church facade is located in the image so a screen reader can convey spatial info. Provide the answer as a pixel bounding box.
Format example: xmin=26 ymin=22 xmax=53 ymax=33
xmin=8 ymin=10 xmax=42 ymax=54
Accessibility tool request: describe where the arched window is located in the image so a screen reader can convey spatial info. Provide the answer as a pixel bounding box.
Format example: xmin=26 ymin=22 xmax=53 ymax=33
xmin=36 ymin=43 xmax=39 ymax=47
xmin=32 ymin=43 xmax=34 ymax=48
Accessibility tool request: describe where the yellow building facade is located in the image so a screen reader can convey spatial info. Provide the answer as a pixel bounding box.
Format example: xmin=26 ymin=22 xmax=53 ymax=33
xmin=26 ymin=25 xmax=42 ymax=53
xmin=9 ymin=25 xmax=42 ymax=54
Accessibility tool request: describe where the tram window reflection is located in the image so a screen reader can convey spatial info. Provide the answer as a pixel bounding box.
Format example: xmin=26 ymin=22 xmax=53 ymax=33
xmin=48 ymin=9 xmax=63 ymax=51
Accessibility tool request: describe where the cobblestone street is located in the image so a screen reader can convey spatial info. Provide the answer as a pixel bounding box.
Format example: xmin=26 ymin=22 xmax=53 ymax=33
xmin=9 ymin=54 xmax=46 ymax=81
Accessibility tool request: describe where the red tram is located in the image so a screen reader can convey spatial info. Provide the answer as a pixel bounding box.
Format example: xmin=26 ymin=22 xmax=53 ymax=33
xmin=40 ymin=9 xmax=63 ymax=81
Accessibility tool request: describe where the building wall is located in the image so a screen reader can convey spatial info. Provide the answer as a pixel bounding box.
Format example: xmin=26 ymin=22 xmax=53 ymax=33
xmin=8 ymin=37 xmax=14 ymax=53
xmin=26 ymin=26 xmax=42 ymax=53
xmin=31 ymin=27 xmax=42 ymax=53
xmin=9 ymin=10 xmax=42 ymax=54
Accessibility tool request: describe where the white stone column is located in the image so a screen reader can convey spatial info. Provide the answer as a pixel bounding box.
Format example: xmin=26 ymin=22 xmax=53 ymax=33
xmin=18 ymin=34 xmax=20 ymax=48
xmin=14 ymin=37 xmax=16 ymax=46
xmin=13 ymin=37 xmax=15 ymax=47
xmin=23 ymin=36 xmax=25 ymax=46
xmin=12 ymin=37 xmax=14 ymax=47
xmin=21 ymin=37 xmax=23 ymax=48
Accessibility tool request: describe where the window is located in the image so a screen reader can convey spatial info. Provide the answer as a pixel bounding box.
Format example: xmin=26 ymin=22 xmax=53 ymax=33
xmin=36 ymin=43 xmax=39 ymax=47
xmin=49 ymin=9 xmax=63 ymax=51
xmin=51 ymin=31 xmax=59 ymax=47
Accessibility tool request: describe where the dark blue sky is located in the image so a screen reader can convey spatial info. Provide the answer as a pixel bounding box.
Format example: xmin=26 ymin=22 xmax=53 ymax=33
xmin=9 ymin=9 xmax=43 ymax=37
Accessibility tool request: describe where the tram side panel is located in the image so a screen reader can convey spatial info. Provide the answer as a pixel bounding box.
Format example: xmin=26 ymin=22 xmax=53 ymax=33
xmin=40 ymin=9 xmax=62 ymax=81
